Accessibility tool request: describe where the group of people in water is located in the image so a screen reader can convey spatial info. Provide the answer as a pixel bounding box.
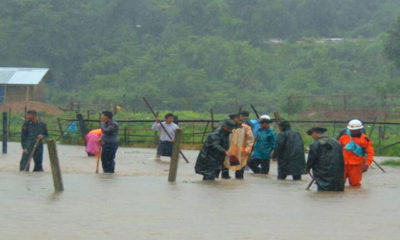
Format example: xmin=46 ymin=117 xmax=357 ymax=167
xmin=154 ymin=111 xmax=374 ymax=191
xmin=20 ymin=108 xmax=375 ymax=191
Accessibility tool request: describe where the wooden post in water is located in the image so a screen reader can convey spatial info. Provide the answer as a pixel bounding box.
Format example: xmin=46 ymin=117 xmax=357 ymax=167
xmin=168 ymin=129 xmax=182 ymax=182
xmin=47 ymin=139 xmax=64 ymax=191
xmin=2 ymin=112 xmax=7 ymax=154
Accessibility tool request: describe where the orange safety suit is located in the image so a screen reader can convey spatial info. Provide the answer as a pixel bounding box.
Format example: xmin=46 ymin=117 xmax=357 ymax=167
xmin=338 ymin=133 xmax=374 ymax=186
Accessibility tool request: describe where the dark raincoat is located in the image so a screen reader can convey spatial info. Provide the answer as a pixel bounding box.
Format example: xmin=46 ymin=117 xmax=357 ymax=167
xmin=195 ymin=128 xmax=230 ymax=179
xmin=273 ymin=122 xmax=306 ymax=176
xmin=306 ymin=135 xmax=345 ymax=191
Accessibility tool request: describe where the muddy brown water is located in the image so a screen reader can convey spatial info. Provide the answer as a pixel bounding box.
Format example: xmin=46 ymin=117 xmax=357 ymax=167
xmin=0 ymin=142 xmax=399 ymax=240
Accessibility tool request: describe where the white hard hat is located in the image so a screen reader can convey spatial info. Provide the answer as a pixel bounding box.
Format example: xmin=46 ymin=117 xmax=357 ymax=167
xmin=347 ymin=119 xmax=364 ymax=130
xmin=260 ymin=114 xmax=271 ymax=120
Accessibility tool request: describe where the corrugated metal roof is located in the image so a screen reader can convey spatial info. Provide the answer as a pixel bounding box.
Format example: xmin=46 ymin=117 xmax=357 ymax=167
xmin=0 ymin=67 xmax=49 ymax=85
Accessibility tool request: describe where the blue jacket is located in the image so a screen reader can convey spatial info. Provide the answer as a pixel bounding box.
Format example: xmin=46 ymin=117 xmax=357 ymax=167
xmin=251 ymin=127 xmax=277 ymax=160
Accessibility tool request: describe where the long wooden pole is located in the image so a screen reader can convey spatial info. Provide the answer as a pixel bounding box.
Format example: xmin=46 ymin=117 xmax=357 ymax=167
xmin=250 ymin=104 xmax=260 ymax=119
xmin=96 ymin=144 xmax=102 ymax=174
xmin=24 ymin=137 xmax=41 ymax=171
xmin=372 ymin=160 xmax=386 ymax=173
xmin=306 ymin=173 xmax=315 ymax=190
xmin=143 ymin=97 xmax=189 ymax=163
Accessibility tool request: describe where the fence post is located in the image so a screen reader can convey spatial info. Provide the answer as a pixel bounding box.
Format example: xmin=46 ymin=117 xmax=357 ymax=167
xmin=7 ymin=108 xmax=11 ymax=137
xmin=124 ymin=126 xmax=127 ymax=144
xmin=2 ymin=112 xmax=7 ymax=154
xmin=332 ymin=121 xmax=336 ymax=137
xmin=77 ymin=113 xmax=87 ymax=145
xmin=192 ymin=124 xmax=195 ymax=144
xmin=47 ymin=139 xmax=64 ymax=192
xmin=57 ymin=118 xmax=64 ymax=137
xmin=201 ymin=121 xmax=210 ymax=143
xmin=168 ymin=129 xmax=182 ymax=182
xmin=210 ymin=109 xmax=215 ymax=131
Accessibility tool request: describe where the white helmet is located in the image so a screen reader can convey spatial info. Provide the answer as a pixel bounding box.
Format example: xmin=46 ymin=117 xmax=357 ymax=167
xmin=347 ymin=119 xmax=364 ymax=130
xmin=260 ymin=114 xmax=271 ymax=120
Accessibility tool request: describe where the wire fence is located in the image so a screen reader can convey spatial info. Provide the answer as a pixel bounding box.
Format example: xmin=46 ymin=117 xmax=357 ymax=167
xmin=2 ymin=112 xmax=400 ymax=154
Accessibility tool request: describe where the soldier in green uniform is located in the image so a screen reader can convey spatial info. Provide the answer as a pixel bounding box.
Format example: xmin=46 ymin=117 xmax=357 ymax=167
xmin=195 ymin=119 xmax=237 ymax=180
xmin=20 ymin=110 xmax=48 ymax=172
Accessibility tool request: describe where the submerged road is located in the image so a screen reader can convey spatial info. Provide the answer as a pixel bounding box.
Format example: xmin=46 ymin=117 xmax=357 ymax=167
xmin=0 ymin=142 xmax=399 ymax=240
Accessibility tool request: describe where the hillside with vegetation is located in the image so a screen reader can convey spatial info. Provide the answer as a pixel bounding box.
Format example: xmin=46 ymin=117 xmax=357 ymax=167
xmin=1 ymin=0 xmax=400 ymax=113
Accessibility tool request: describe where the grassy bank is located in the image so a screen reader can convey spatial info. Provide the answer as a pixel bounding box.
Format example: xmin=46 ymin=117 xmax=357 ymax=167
xmin=381 ymin=159 xmax=400 ymax=167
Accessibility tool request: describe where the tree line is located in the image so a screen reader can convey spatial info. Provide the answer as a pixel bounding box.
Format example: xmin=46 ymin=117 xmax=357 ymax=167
xmin=1 ymin=0 xmax=400 ymax=112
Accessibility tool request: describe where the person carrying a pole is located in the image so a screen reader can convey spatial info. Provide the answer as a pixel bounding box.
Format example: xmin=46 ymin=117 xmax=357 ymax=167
xmin=152 ymin=113 xmax=179 ymax=160
xmin=100 ymin=111 xmax=119 ymax=173
xmin=338 ymin=119 xmax=374 ymax=187
xmin=20 ymin=110 xmax=48 ymax=172
xmin=306 ymin=127 xmax=345 ymax=191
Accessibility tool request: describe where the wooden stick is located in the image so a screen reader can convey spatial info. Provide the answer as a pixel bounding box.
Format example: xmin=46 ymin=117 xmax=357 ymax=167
xmin=306 ymin=173 xmax=315 ymax=190
xmin=250 ymin=104 xmax=260 ymax=119
xmin=96 ymin=144 xmax=102 ymax=174
xmin=24 ymin=137 xmax=41 ymax=171
xmin=373 ymin=160 xmax=386 ymax=173
xmin=143 ymin=97 xmax=189 ymax=163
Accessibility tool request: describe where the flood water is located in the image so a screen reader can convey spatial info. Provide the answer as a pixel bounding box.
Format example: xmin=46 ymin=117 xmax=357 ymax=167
xmin=0 ymin=142 xmax=399 ymax=240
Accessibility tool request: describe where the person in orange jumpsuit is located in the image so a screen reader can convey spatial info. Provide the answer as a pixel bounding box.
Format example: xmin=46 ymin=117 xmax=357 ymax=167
xmin=338 ymin=119 xmax=374 ymax=187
